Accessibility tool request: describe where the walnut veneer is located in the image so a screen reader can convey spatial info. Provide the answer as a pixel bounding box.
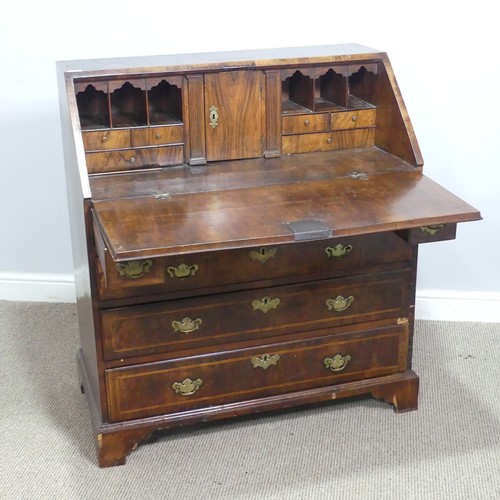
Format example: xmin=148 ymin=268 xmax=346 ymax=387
xmin=57 ymin=44 xmax=481 ymax=467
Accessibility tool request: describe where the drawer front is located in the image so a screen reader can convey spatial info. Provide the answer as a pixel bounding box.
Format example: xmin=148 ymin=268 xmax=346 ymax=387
xmin=130 ymin=125 xmax=183 ymax=147
xmin=97 ymin=232 xmax=412 ymax=299
xmin=405 ymin=223 xmax=457 ymax=245
xmin=86 ymin=145 xmax=183 ymax=173
xmin=282 ymin=113 xmax=329 ymax=135
xmin=82 ymin=129 xmax=131 ymax=151
xmin=101 ymin=269 xmax=410 ymax=360
xmin=281 ymin=129 xmax=375 ymax=154
xmin=282 ymin=132 xmax=337 ymax=154
xmin=105 ymin=324 xmax=408 ymax=421
xmin=331 ymin=109 xmax=376 ymax=130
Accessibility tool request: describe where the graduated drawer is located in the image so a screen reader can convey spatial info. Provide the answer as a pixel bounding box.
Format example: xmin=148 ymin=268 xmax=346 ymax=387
xmin=101 ymin=269 xmax=410 ymax=360
xmin=130 ymin=125 xmax=183 ymax=147
xmin=95 ymin=232 xmax=412 ymax=300
xmin=282 ymin=129 xmax=375 ymax=154
xmin=82 ymin=129 xmax=131 ymax=151
xmin=85 ymin=145 xmax=183 ymax=173
xmin=330 ymin=109 xmax=376 ymax=130
xmin=105 ymin=323 xmax=409 ymax=421
xmin=282 ymin=113 xmax=329 ymax=134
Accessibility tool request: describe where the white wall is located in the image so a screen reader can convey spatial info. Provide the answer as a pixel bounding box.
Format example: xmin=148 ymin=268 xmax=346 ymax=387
xmin=1 ymin=1 xmax=498 ymax=319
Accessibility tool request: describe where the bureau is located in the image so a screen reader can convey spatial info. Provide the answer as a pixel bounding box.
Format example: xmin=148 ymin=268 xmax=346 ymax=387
xmin=57 ymin=44 xmax=481 ymax=467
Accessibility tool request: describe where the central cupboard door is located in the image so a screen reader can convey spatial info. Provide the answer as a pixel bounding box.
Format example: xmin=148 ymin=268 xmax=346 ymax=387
xmin=204 ymin=70 xmax=265 ymax=161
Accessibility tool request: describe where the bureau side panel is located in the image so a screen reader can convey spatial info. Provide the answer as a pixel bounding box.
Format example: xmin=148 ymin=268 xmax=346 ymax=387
xmin=57 ymin=69 xmax=102 ymax=422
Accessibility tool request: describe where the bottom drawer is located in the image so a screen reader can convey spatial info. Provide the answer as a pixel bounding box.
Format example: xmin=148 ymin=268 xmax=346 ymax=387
xmin=106 ymin=323 xmax=408 ymax=422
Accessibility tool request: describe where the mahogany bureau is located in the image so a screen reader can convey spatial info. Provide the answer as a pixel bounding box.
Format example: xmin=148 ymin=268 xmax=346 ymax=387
xmin=57 ymin=44 xmax=481 ymax=466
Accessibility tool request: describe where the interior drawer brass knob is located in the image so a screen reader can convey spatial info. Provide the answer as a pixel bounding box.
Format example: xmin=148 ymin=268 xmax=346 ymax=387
xmin=326 ymin=137 xmax=333 ymax=144
xmin=115 ymin=259 xmax=153 ymax=279
xmin=102 ymin=135 xmax=108 ymax=142
xmin=154 ymin=132 xmax=162 ymax=140
xmin=352 ymin=115 xmax=358 ymax=122
xmin=129 ymin=156 xmax=136 ymax=163
xmin=251 ymin=353 xmax=281 ymax=370
xmin=171 ymin=317 xmax=202 ymax=334
xmin=323 ymin=354 xmax=351 ymax=372
xmin=304 ymin=119 xmax=310 ymax=126
xmin=252 ymin=296 xmax=280 ymax=313
xmin=172 ymin=378 xmax=203 ymax=396
xmin=326 ymin=295 xmax=354 ymax=312
xmin=167 ymin=263 xmax=199 ymax=278
xmin=325 ymin=243 xmax=353 ymax=259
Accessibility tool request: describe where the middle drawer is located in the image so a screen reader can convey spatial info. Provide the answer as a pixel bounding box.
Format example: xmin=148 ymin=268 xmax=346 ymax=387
xmin=101 ymin=269 xmax=410 ymax=360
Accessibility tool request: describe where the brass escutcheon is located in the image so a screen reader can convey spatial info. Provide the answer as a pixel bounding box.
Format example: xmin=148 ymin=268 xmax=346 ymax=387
xmin=324 ymin=354 xmax=351 ymax=372
xmin=325 ymin=243 xmax=353 ymax=259
xmin=116 ymin=259 xmax=153 ymax=279
xmin=326 ymin=295 xmax=354 ymax=312
xmin=251 ymin=353 xmax=281 ymax=370
xmin=167 ymin=263 xmax=199 ymax=279
xmin=209 ymin=105 xmax=219 ymax=129
xmin=172 ymin=378 xmax=203 ymax=396
xmin=171 ymin=317 xmax=202 ymax=334
xmin=249 ymin=247 xmax=277 ymax=264
xmin=252 ymin=296 xmax=280 ymax=313
xmin=420 ymin=224 xmax=445 ymax=236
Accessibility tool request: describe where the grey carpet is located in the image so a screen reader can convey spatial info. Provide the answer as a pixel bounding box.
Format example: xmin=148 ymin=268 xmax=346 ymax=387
xmin=1 ymin=300 xmax=500 ymax=499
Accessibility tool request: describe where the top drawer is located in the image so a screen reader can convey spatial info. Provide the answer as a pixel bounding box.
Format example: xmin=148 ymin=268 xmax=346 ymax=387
xmin=94 ymin=230 xmax=412 ymax=300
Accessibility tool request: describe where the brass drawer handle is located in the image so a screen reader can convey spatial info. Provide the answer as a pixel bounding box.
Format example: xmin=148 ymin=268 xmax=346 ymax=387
xmin=129 ymin=156 xmax=136 ymax=163
xmin=172 ymin=378 xmax=203 ymax=396
xmin=252 ymin=296 xmax=280 ymax=313
xmin=251 ymin=353 xmax=280 ymax=370
xmin=154 ymin=132 xmax=162 ymax=140
xmin=172 ymin=317 xmax=202 ymax=334
xmin=167 ymin=263 xmax=199 ymax=278
xmin=326 ymin=295 xmax=354 ymax=312
xmin=102 ymin=135 xmax=108 ymax=143
xmin=249 ymin=247 xmax=277 ymax=263
xmin=115 ymin=259 xmax=153 ymax=279
xmin=324 ymin=354 xmax=351 ymax=372
xmin=326 ymin=137 xmax=333 ymax=144
xmin=420 ymin=224 xmax=445 ymax=236
xmin=209 ymin=105 xmax=219 ymax=128
xmin=304 ymin=119 xmax=310 ymax=126
xmin=325 ymin=243 xmax=353 ymax=259
xmin=351 ymin=115 xmax=358 ymax=122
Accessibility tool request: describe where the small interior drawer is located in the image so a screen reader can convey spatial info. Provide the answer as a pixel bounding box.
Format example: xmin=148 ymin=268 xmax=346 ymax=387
xmin=131 ymin=125 xmax=183 ymax=147
xmin=331 ymin=109 xmax=376 ymax=130
xmin=82 ymin=129 xmax=131 ymax=151
xmin=85 ymin=145 xmax=183 ymax=173
xmin=282 ymin=113 xmax=329 ymax=135
xmin=105 ymin=323 xmax=408 ymax=421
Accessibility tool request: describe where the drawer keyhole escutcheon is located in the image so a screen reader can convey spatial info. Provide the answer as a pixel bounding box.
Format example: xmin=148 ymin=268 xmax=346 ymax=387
xmin=172 ymin=317 xmax=202 ymax=334
xmin=116 ymin=259 xmax=153 ymax=279
xmin=172 ymin=378 xmax=203 ymax=396
xmin=251 ymin=353 xmax=281 ymax=370
xmin=249 ymin=247 xmax=277 ymax=264
xmin=252 ymin=296 xmax=280 ymax=313
xmin=167 ymin=263 xmax=199 ymax=279
xmin=325 ymin=243 xmax=353 ymax=259
xmin=420 ymin=224 xmax=445 ymax=236
xmin=324 ymin=354 xmax=351 ymax=372
xmin=326 ymin=295 xmax=354 ymax=312
xmin=209 ymin=105 xmax=219 ymax=128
